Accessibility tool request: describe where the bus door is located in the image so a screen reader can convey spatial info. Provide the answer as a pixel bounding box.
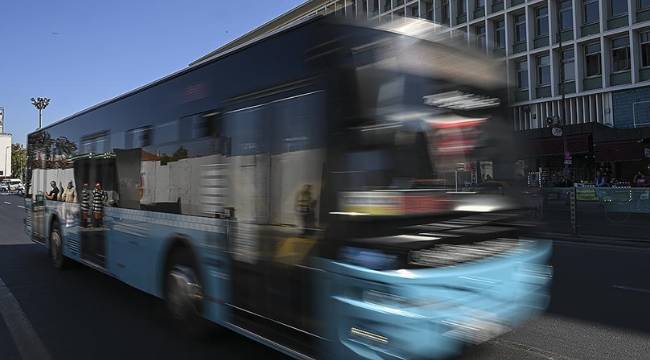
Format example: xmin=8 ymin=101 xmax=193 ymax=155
xmin=74 ymin=156 xmax=116 ymax=268
xmin=226 ymin=92 xmax=326 ymax=353
xmin=30 ymin=164 xmax=48 ymax=242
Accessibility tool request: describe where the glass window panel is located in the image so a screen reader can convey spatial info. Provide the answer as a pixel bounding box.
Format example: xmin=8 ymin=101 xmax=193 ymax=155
xmin=642 ymin=43 xmax=650 ymax=67
xmin=562 ymin=49 xmax=575 ymax=81
xmin=536 ymin=6 xmax=549 ymax=36
xmin=517 ymin=60 xmax=528 ymax=89
xmin=583 ymin=0 xmax=599 ymax=24
xmin=515 ymin=14 xmax=526 ymax=42
xmin=610 ymin=0 xmax=628 ymax=15
xmin=560 ymin=1 xmax=573 ymax=30
xmin=537 ymin=55 xmax=551 ymax=86
xmin=642 ymin=0 xmax=650 ymax=10
xmin=495 ymin=20 xmax=505 ymax=48
xmin=585 ymin=52 xmax=600 ymax=76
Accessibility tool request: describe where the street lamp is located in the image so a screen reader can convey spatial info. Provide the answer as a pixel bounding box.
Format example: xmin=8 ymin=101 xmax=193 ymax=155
xmin=30 ymin=97 xmax=51 ymax=129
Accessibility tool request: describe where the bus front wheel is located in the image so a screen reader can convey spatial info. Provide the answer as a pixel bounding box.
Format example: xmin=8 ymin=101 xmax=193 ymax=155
xmin=164 ymin=249 xmax=210 ymax=337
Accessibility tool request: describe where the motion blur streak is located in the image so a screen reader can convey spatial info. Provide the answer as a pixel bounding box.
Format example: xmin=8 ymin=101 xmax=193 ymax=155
xmin=22 ymin=15 xmax=550 ymax=360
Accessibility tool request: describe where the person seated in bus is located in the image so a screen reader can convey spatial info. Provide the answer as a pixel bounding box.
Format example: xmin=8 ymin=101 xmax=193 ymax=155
xmin=57 ymin=182 xmax=65 ymax=201
xmin=92 ymin=182 xmax=107 ymax=227
xmin=295 ymin=184 xmax=316 ymax=236
xmin=45 ymin=181 xmax=60 ymax=200
xmin=62 ymin=181 xmax=76 ymax=203
xmin=80 ymin=183 xmax=91 ymax=227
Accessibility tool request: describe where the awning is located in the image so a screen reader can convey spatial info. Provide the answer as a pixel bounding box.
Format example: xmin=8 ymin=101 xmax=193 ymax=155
xmin=594 ymin=141 xmax=646 ymax=162
xmin=524 ymin=134 xmax=592 ymax=157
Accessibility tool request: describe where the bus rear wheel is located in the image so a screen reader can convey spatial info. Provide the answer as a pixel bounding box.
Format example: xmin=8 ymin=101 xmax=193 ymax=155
xmin=49 ymin=225 xmax=68 ymax=269
xmin=164 ymin=249 xmax=210 ymax=337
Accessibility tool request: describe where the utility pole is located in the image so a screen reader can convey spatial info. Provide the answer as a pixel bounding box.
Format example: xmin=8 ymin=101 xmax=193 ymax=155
xmin=555 ymin=0 xmax=570 ymax=179
xmin=30 ymin=97 xmax=50 ymax=129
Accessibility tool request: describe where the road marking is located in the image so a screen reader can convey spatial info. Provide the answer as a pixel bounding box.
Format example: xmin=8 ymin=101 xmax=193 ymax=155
xmin=612 ymin=284 xmax=650 ymax=294
xmin=491 ymin=339 xmax=579 ymax=360
xmin=4 ymin=202 xmax=11 ymax=205
xmin=17 ymin=206 xmax=25 ymax=209
xmin=0 ymin=277 xmax=52 ymax=360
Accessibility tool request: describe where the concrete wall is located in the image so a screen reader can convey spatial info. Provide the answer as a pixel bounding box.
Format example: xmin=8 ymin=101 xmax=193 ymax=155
xmin=612 ymin=85 xmax=650 ymax=128
xmin=0 ymin=135 xmax=11 ymax=177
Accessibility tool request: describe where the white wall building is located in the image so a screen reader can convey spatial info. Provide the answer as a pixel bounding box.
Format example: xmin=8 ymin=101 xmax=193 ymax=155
xmin=0 ymin=108 xmax=11 ymax=178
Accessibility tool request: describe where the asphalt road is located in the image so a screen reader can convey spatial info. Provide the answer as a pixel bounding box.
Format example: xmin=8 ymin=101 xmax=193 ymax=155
xmin=0 ymin=194 xmax=649 ymax=360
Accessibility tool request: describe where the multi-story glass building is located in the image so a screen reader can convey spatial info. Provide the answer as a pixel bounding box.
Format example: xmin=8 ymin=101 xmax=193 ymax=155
xmin=193 ymin=0 xmax=650 ymax=183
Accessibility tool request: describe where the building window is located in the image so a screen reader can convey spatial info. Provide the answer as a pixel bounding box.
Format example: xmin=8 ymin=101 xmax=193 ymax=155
xmin=372 ymin=0 xmax=379 ymax=15
xmin=610 ymin=0 xmax=628 ymax=16
xmin=583 ymin=0 xmax=599 ymax=24
xmin=476 ymin=0 xmax=485 ymax=11
xmin=495 ymin=19 xmax=505 ymax=49
xmin=560 ymin=0 xmax=573 ymax=31
xmin=383 ymin=0 xmax=391 ymax=12
xmin=537 ymin=54 xmax=551 ymax=86
xmin=611 ymin=37 xmax=630 ymax=72
xmin=535 ymin=6 xmax=549 ymax=37
xmin=441 ymin=0 xmax=450 ymax=24
xmin=514 ymin=13 xmax=526 ymax=43
xmin=585 ymin=42 xmax=602 ymax=77
xmin=561 ymin=48 xmax=575 ymax=82
xmin=641 ymin=31 xmax=650 ymax=67
xmin=476 ymin=24 xmax=486 ymax=48
xmin=457 ymin=0 xmax=466 ymax=17
xmin=640 ymin=0 xmax=650 ymax=10
xmin=517 ymin=60 xmax=529 ymax=90
xmin=423 ymin=0 xmax=433 ymax=20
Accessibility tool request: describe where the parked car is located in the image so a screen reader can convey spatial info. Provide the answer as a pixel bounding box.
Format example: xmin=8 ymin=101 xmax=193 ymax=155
xmin=1 ymin=179 xmax=24 ymax=192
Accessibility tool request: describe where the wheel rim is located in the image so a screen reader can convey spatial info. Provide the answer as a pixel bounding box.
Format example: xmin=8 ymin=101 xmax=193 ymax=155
xmin=167 ymin=265 xmax=203 ymax=320
xmin=51 ymin=231 xmax=61 ymax=263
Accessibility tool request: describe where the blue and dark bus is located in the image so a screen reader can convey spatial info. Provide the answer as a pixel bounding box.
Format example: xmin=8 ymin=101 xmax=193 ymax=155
xmin=24 ymin=16 xmax=551 ymax=360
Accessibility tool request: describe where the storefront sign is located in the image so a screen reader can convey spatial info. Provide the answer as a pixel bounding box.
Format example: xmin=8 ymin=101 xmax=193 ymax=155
xmin=552 ymin=127 xmax=563 ymax=137
xmin=576 ymin=188 xmax=598 ymax=201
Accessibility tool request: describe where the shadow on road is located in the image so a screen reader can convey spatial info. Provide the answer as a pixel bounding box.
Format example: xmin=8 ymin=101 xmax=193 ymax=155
xmin=546 ymin=240 xmax=650 ymax=334
xmin=0 ymin=243 xmax=288 ymax=360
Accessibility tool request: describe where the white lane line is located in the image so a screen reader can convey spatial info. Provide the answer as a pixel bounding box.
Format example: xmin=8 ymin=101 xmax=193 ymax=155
xmin=0 ymin=277 xmax=52 ymax=360
xmin=612 ymin=285 xmax=650 ymax=294
xmin=17 ymin=206 xmax=25 ymax=209
xmin=491 ymin=339 xmax=579 ymax=360
xmin=3 ymin=202 xmax=11 ymax=205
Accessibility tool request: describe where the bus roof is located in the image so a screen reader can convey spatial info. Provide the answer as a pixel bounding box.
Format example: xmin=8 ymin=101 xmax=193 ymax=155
xmin=28 ymin=14 xmax=326 ymax=137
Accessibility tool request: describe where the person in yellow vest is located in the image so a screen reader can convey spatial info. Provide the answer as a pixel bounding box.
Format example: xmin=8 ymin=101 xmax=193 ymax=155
xmin=62 ymin=181 xmax=76 ymax=203
xmin=295 ymin=184 xmax=316 ymax=235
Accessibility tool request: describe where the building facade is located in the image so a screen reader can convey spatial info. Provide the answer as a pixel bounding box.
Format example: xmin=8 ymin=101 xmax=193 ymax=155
xmin=208 ymin=0 xmax=650 ymax=133
xmin=0 ymin=108 xmax=12 ymax=178
xmin=194 ymin=0 xmax=650 ymax=183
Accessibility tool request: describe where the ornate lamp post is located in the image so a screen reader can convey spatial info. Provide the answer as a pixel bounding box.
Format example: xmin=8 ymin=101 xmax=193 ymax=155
xmin=30 ymin=97 xmax=51 ymax=129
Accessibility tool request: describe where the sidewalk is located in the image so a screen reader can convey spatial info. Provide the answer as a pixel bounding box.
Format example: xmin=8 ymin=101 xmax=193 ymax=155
xmin=532 ymin=231 xmax=650 ymax=248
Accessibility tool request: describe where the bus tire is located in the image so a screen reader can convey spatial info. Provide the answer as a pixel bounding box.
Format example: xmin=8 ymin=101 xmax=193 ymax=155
xmin=164 ymin=248 xmax=210 ymax=338
xmin=49 ymin=223 xmax=68 ymax=269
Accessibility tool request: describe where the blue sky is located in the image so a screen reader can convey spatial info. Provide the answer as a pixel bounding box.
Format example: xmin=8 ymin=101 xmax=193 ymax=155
xmin=0 ymin=0 xmax=304 ymax=145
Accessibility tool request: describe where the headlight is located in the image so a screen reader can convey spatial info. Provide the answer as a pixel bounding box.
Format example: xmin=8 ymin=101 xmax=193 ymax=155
xmin=340 ymin=247 xmax=398 ymax=270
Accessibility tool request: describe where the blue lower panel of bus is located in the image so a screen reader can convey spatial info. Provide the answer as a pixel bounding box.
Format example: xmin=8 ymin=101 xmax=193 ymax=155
xmin=43 ymin=202 xmax=229 ymax=322
xmin=316 ymin=240 xmax=552 ymax=360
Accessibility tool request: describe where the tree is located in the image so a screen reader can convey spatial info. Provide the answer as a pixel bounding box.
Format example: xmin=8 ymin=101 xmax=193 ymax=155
xmin=11 ymin=143 xmax=27 ymax=180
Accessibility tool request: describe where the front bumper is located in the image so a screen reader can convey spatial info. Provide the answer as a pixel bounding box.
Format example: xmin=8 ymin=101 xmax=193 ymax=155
xmin=318 ymin=239 xmax=552 ymax=360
